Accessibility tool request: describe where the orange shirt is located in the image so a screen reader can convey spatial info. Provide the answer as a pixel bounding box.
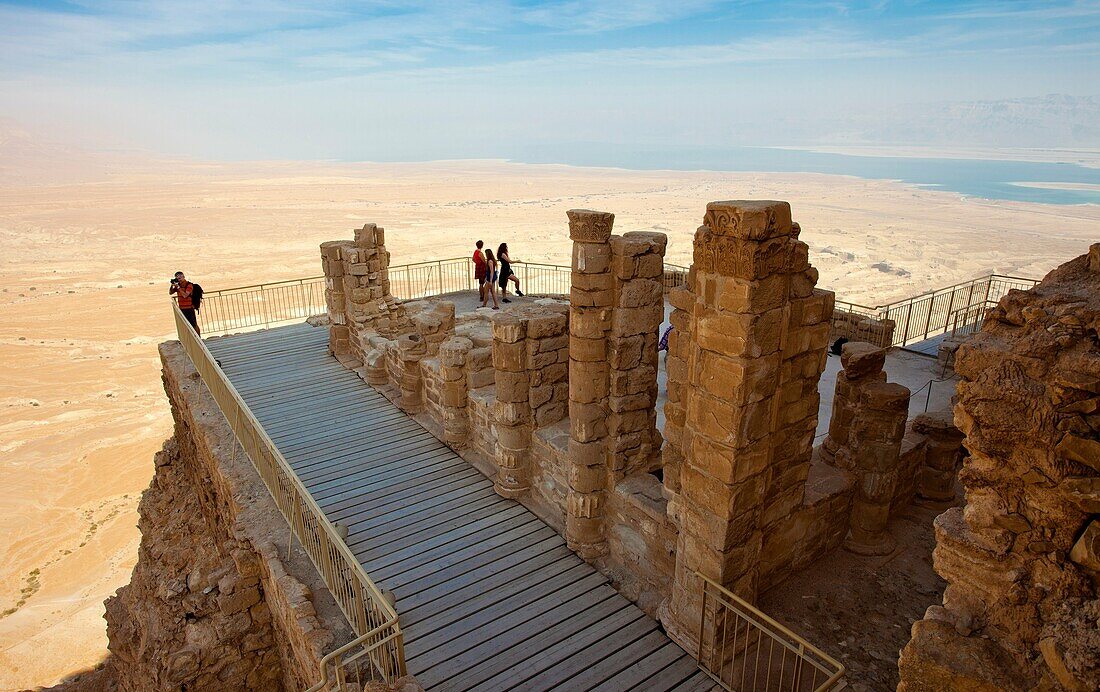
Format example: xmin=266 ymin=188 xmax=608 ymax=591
xmin=174 ymin=280 xmax=194 ymax=309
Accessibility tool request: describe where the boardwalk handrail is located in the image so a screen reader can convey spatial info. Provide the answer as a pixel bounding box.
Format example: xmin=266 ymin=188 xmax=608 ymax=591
xmin=196 ymin=259 xmax=1036 ymax=348
xmin=695 ymin=573 xmax=845 ymax=691
xmin=171 ymin=303 xmax=406 ymax=689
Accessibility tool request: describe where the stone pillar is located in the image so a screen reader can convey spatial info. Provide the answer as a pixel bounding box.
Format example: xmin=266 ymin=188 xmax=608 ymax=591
xmin=492 ymin=313 xmax=532 ymax=498
xmin=525 ymin=307 xmax=570 ymax=429
xmin=440 ymin=336 xmax=472 ymax=448
xmin=765 ymin=223 xmax=834 ymax=524
xmin=912 ymin=410 xmax=965 ymax=502
xmin=394 ymin=334 xmax=426 ymax=413
xmin=822 ymin=342 xmax=887 ymax=468
xmin=899 ymin=244 xmax=1100 ymax=692
xmin=662 ymin=200 xmax=831 ymax=652
xmin=566 ymin=209 xmax=615 ymax=559
xmin=320 ymin=240 xmax=351 ymax=357
xmin=844 ymin=381 xmax=911 ymax=555
xmin=609 ymin=232 xmax=667 ymax=479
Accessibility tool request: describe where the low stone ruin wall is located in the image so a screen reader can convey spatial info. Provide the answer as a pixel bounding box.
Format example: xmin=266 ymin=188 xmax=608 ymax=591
xmin=830 ymin=306 xmax=896 ymax=348
xmin=318 ymin=204 xmax=970 ymax=656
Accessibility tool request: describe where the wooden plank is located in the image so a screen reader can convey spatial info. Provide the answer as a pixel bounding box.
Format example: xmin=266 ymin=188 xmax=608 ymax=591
xmin=419 ymin=591 xmax=628 ymax=691
xmin=290 ymin=432 xmax=442 ymax=477
xmin=322 ymin=462 xmax=484 ymax=507
xmin=344 ymin=488 xmax=504 ymax=554
xmin=540 ymin=627 xmax=672 ymax=691
xmin=325 ymin=467 xmax=486 ymax=520
xmin=336 ymin=478 xmax=499 ymax=537
xmin=273 ymin=414 xmax=423 ymax=454
xmin=391 ymin=529 xmax=560 ymax=599
xmin=371 ymin=514 xmax=546 ymax=584
xmin=647 ymin=656 xmax=712 ymax=692
xmin=668 ymin=670 xmax=721 ymax=692
xmin=303 ymin=450 xmax=461 ymax=497
xmin=302 ymin=450 xmax=462 ymax=492
xmin=402 ymin=566 xmax=606 ymax=661
xmin=586 ymin=638 xmax=688 ymax=692
xmin=400 ymin=554 xmax=585 ymax=637
xmin=380 ymin=528 xmax=572 ymax=620
xmin=477 ymin=609 xmax=654 ymax=692
xmin=358 ymin=504 xmax=528 ymax=574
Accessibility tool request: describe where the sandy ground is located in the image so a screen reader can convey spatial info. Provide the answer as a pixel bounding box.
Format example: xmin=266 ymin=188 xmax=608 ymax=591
xmin=0 ymin=153 xmax=1097 ymax=689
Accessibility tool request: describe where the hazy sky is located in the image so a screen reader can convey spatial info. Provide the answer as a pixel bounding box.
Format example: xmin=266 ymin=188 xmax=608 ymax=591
xmin=1 ymin=1 xmax=1098 ymax=160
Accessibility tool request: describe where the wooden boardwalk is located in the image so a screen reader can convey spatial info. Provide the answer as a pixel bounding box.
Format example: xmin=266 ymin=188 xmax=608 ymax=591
xmin=207 ymin=322 xmax=715 ymax=692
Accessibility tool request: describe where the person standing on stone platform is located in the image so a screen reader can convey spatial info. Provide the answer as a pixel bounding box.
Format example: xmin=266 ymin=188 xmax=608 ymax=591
xmin=472 ymin=240 xmax=488 ymax=303
xmin=496 ymin=242 xmax=524 ymax=303
xmin=170 ymin=270 xmax=199 ymax=335
xmin=482 ymin=249 xmax=501 ymax=310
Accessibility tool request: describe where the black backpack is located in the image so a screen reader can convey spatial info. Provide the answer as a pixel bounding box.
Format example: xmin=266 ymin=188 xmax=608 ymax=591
xmin=191 ymin=283 xmax=204 ymax=310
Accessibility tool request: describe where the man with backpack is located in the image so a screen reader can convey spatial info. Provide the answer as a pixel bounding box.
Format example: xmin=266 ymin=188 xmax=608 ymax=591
xmin=170 ymin=270 xmax=203 ymax=335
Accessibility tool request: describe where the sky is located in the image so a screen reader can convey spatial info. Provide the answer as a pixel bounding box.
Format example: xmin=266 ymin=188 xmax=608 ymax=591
xmin=0 ymin=0 xmax=1098 ymax=161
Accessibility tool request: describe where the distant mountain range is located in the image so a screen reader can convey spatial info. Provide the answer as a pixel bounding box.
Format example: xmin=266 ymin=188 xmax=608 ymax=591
xmin=822 ymin=94 xmax=1100 ymax=148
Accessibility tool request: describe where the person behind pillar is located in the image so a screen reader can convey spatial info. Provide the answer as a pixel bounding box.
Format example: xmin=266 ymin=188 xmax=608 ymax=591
xmin=472 ymin=240 xmax=488 ymax=303
xmin=496 ymin=242 xmax=524 ymax=303
xmin=170 ymin=270 xmax=199 ymax=335
xmin=482 ymin=248 xmax=501 ymax=310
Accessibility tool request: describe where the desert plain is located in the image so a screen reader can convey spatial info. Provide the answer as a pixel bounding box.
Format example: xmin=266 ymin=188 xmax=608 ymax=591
xmin=1 ymin=150 xmax=1097 ymax=689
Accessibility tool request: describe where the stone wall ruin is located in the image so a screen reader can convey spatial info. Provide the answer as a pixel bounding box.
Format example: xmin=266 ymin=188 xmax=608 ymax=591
xmin=899 ymin=245 xmax=1100 ymax=691
xmin=316 ymin=202 xmax=980 ymax=663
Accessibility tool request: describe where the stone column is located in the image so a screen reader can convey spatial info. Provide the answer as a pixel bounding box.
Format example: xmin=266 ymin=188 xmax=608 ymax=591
xmin=822 ymin=341 xmax=887 ymax=468
xmin=525 ymin=307 xmax=570 ymax=429
xmin=912 ymin=410 xmax=965 ymax=502
xmin=440 ymin=336 xmax=472 ymax=448
xmin=320 ymin=240 xmax=351 ymax=357
xmin=492 ymin=313 xmax=532 ymax=498
xmin=609 ymin=232 xmax=667 ymax=479
xmin=566 ymin=209 xmax=615 ymax=559
xmin=394 ymin=334 xmax=426 ymax=413
xmin=844 ymin=381 xmax=911 ymax=555
xmin=663 ymin=200 xmax=833 ymax=651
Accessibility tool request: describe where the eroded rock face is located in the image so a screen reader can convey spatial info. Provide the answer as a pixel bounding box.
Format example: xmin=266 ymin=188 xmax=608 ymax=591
xmin=899 ymin=244 xmax=1100 ymax=691
xmin=104 ymin=440 xmax=284 ymax=691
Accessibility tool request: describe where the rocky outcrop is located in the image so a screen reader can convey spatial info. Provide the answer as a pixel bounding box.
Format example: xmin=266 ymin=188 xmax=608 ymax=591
xmin=75 ymin=342 xmax=358 ymax=691
xmin=899 ymin=244 xmax=1100 ymax=691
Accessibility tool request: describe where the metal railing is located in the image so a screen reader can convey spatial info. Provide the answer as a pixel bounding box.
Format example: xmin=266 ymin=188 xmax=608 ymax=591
xmin=878 ymin=274 xmax=1038 ymax=347
xmin=696 ymin=573 xmax=845 ymax=691
xmin=198 ymin=258 xmax=693 ymax=337
xmin=197 ymin=258 xmax=1037 ymax=348
xmin=172 ymin=303 xmax=405 ymax=689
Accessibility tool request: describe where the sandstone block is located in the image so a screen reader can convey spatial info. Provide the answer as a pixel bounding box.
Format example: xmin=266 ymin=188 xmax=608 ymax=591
xmin=570 ymin=402 xmax=608 ymax=442
xmin=841 ymin=341 xmax=887 ymax=378
xmin=491 ymin=313 xmax=527 ymax=343
xmin=573 ymin=242 xmax=612 ymax=274
xmin=687 ymin=429 xmax=772 ymax=485
xmin=534 ymin=401 xmax=567 ymax=427
xmin=618 ymin=278 xmax=663 ymax=308
xmin=492 ymin=339 xmax=526 ymax=371
xmin=714 ymin=274 xmax=790 ymax=315
xmin=703 ymin=200 xmax=792 ymax=240
xmin=693 ymin=230 xmax=793 ymax=280
xmin=697 ymin=307 xmax=783 ymax=358
xmin=569 ymin=361 xmax=610 ymax=403
xmin=570 ymin=308 xmax=612 ymax=338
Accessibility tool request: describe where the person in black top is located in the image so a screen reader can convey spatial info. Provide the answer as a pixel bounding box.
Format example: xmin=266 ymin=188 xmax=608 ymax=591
xmin=497 ymin=243 xmax=524 ymax=303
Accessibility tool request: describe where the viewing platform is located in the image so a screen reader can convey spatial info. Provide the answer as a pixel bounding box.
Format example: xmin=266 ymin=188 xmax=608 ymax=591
xmin=174 ymin=207 xmax=1040 ymax=690
xmin=203 ymin=321 xmax=716 ymax=691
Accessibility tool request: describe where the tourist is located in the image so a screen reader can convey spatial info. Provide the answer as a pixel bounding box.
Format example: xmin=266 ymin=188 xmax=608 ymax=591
xmin=482 ymin=249 xmax=501 ymax=309
xmin=497 ymin=243 xmax=524 ymax=303
xmin=472 ymin=240 xmax=488 ymax=303
xmin=170 ymin=271 xmax=200 ymax=335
